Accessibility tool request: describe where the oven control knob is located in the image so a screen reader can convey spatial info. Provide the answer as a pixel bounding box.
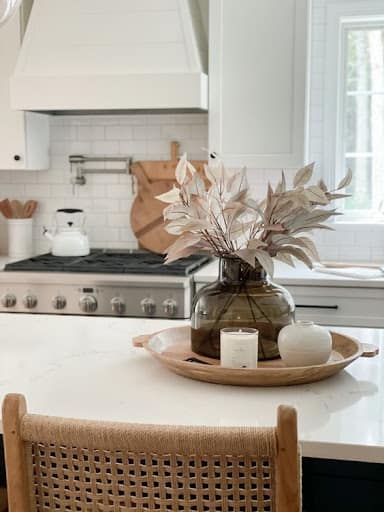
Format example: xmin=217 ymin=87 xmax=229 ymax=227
xmin=140 ymin=297 xmax=156 ymax=316
xmin=162 ymin=298 xmax=178 ymax=317
xmin=22 ymin=295 xmax=38 ymax=309
xmin=52 ymin=296 xmax=67 ymax=310
xmin=79 ymin=295 xmax=98 ymax=313
xmin=1 ymin=294 xmax=16 ymax=308
xmin=111 ymin=297 xmax=125 ymax=315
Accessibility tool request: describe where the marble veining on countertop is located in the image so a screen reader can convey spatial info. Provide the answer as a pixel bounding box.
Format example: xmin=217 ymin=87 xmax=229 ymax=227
xmin=0 ymin=313 xmax=383 ymax=463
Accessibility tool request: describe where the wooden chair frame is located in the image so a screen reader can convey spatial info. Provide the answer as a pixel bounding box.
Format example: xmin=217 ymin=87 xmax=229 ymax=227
xmin=2 ymin=394 xmax=300 ymax=512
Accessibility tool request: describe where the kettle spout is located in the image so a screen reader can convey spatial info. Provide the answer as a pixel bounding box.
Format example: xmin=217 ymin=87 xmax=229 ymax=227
xmin=42 ymin=227 xmax=53 ymax=241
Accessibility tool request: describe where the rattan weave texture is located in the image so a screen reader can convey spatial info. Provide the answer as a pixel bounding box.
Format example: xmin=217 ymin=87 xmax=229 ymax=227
xmin=29 ymin=441 xmax=276 ymax=511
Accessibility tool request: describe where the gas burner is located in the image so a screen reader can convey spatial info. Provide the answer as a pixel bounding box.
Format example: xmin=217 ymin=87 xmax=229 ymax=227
xmin=4 ymin=250 xmax=211 ymax=276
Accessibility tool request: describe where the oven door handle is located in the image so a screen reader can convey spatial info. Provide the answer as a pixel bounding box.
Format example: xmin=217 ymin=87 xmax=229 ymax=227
xmin=296 ymin=304 xmax=339 ymax=310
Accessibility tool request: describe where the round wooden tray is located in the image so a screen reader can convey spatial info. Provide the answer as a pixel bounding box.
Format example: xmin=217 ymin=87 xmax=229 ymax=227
xmin=133 ymin=326 xmax=379 ymax=386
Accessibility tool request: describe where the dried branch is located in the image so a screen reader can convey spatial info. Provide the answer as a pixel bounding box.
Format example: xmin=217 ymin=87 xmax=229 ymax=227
xmin=156 ymin=156 xmax=352 ymax=275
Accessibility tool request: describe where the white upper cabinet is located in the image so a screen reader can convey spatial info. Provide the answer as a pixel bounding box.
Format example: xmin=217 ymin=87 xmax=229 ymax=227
xmin=0 ymin=8 xmax=49 ymax=170
xmin=209 ymin=0 xmax=309 ymax=169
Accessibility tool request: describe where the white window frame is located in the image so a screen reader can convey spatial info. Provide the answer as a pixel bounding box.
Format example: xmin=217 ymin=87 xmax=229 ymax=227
xmin=323 ymin=1 xmax=384 ymax=224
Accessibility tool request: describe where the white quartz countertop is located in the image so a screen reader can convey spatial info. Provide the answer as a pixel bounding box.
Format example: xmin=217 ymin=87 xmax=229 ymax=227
xmin=194 ymin=259 xmax=384 ymax=288
xmin=0 ymin=313 xmax=383 ymax=463
xmin=0 ymin=257 xmax=14 ymax=269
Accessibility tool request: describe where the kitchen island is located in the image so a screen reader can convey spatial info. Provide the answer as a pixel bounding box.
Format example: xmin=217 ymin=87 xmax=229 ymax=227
xmin=0 ymin=314 xmax=383 ymax=510
xmin=0 ymin=313 xmax=382 ymax=461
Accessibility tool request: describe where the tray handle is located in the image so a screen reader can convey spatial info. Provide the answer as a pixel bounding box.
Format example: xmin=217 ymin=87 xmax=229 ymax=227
xmin=132 ymin=334 xmax=151 ymax=348
xmin=361 ymin=343 xmax=379 ymax=358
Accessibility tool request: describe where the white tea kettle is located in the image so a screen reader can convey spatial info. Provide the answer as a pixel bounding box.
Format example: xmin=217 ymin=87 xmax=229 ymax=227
xmin=43 ymin=208 xmax=90 ymax=257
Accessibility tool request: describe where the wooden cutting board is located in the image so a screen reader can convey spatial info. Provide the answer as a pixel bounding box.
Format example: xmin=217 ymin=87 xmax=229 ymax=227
xmin=130 ymin=141 xmax=207 ymax=254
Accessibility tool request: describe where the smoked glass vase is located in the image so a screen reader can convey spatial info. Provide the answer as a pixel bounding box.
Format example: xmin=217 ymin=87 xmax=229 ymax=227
xmin=191 ymin=256 xmax=295 ymax=360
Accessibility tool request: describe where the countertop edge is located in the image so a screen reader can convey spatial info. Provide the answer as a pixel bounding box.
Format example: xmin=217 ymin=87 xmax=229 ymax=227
xmin=301 ymin=440 xmax=384 ymax=464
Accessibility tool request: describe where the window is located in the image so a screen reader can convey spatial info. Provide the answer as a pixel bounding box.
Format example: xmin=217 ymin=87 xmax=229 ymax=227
xmin=341 ymin=22 xmax=384 ymax=218
xmin=324 ymin=3 xmax=384 ymax=223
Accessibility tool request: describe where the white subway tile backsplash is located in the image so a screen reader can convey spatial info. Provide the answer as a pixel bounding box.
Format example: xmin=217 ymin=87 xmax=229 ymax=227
xmin=173 ymin=114 xmax=207 ymax=124
xmin=25 ymin=184 xmax=50 ymax=198
xmin=90 ymin=173 xmax=120 ymax=185
xmin=37 ymin=171 xmax=66 ymax=184
xmin=119 ymin=226 xmax=136 ymax=243
xmin=89 ymin=227 xmax=120 ymax=243
xmin=119 ymin=140 xmax=147 ymax=155
xmin=191 ymin=124 xmax=208 ymax=140
xmin=106 ymin=184 xmax=133 ymax=200
xmin=312 ymin=7 xmax=326 ymax=24
xmin=51 ymin=125 xmax=77 ymax=141
xmin=134 ymin=125 xmax=161 ymax=140
xmin=181 ymin=139 xmax=207 ymax=157
xmin=92 ymin=198 xmax=118 ymax=213
xmin=161 ymin=124 xmax=191 ymax=140
xmin=145 ymin=139 xmax=172 ymax=155
xmin=49 ymin=184 xmax=73 ymax=198
xmin=50 ymin=141 xmax=70 ymax=155
xmin=86 ymin=213 xmax=107 ymax=227
xmin=317 ymin=245 xmax=340 ymax=261
xmin=371 ymin=248 xmax=384 ymax=263
xmin=11 ymin=171 xmax=38 ymax=184
xmin=338 ymin=245 xmax=371 ymax=263
xmin=78 ymin=126 xmax=105 ymax=140
xmin=119 ymin=199 xmax=133 ymax=213
xmin=322 ymin=229 xmax=355 ymax=246
xmin=90 ymin=140 xmax=119 ymax=155
xmin=106 ymin=126 xmax=133 ymax=140
xmin=67 ymin=141 xmax=92 ymax=155
xmin=107 ymin=213 xmax=130 ymax=227
xmin=77 ymin=185 xmax=106 ymax=198
xmin=146 ymin=114 xmax=174 ymax=125
xmin=119 ymin=115 xmax=147 ymax=126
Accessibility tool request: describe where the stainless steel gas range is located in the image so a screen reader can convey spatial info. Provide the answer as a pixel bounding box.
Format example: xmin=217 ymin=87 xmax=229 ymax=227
xmin=0 ymin=250 xmax=210 ymax=319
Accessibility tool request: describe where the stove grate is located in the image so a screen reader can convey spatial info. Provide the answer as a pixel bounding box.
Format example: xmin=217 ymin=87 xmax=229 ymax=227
xmin=4 ymin=250 xmax=211 ymax=277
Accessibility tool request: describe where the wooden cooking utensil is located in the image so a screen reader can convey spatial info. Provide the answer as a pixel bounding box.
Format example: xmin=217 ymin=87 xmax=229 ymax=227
xmin=130 ymin=141 xmax=207 ymax=254
xmin=10 ymin=199 xmax=24 ymax=218
xmin=0 ymin=199 xmax=13 ymax=219
xmin=23 ymin=200 xmax=38 ymax=218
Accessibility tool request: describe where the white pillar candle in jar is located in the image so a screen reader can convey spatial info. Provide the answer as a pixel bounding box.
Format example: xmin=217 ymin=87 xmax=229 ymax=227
xmin=220 ymin=328 xmax=259 ymax=369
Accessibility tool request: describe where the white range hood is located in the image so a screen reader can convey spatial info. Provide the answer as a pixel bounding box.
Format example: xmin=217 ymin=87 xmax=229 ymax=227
xmin=11 ymin=0 xmax=208 ymax=113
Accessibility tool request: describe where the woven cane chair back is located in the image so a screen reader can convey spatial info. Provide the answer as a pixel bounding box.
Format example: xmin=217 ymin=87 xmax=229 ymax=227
xmin=2 ymin=394 xmax=300 ymax=512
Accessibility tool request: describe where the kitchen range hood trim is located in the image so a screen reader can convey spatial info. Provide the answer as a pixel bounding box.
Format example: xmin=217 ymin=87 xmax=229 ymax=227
xmin=11 ymin=72 xmax=208 ymax=113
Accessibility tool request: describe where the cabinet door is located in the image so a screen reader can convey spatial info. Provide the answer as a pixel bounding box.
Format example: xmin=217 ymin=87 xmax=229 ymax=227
xmin=0 ymin=10 xmax=49 ymax=170
xmin=209 ymin=0 xmax=309 ymax=169
xmin=288 ymin=285 xmax=384 ymax=328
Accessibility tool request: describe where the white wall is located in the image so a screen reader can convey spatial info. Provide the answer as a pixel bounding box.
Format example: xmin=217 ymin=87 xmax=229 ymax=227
xmin=0 ymin=113 xmax=208 ymax=254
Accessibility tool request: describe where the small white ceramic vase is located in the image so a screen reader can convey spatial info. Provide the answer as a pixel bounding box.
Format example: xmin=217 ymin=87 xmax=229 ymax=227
xmin=278 ymin=321 xmax=332 ymax=367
